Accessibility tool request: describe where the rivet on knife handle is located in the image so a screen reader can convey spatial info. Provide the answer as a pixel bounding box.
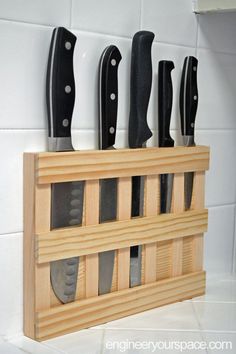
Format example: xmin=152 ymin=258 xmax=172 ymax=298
xmin=128 ymin=31 xmax=154 ymax=287
xmin=179 ymin=56 xmax=198 ymax=209
xmin=158 ymin=60 xmax=175 ymax=214
xmin=98 ymin=45 xmax=122 ymax=295
xmin=46 ymin=27 xmax=84 ymax=303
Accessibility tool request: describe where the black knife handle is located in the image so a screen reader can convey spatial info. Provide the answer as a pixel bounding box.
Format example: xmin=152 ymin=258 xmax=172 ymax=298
xmin=99 ymin=45 xmax=122 ymax=150
xmin=46 ymin=27 xmax=76 ymax=138
xmin=128 ymin=31 xmax=154 ymax=148
xmin=158 ymin=60 xmax=175 ymax=148
xmin=179 ymin=56 xmax=198 ymax=136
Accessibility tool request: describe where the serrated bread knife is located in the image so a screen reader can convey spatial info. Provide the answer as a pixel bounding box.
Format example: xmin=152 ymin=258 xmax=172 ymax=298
xmin=158 ymin=60 xmax=175 ymax=213
xmin=46 ymin=27 xmax=84 ymax=303
xmin=98 ymin=45 xmax=122 ymax=294
xmin=179 ymin=56 xmax=198 ymax=210
xmin=128 ymin=31 xmax=154 ymax=287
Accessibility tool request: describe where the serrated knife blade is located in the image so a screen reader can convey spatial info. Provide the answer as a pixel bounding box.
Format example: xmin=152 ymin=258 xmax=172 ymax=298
xmin=46 ymin=27 xmax=84 ymax=303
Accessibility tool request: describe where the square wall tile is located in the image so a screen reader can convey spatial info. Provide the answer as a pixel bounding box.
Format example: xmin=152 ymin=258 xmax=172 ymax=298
xmin=193 ymin=302 xmax=236 ymax=332
xmin=0 ymin=130 xmax=46 ymax=235
xmin=71 ymin=0 xmax=141 ymax=37
xmin=204 ymin=205 xmax=235 ymax=273
xmin=0 ymin=22 xmax=52 ymax=129
xmin=44 ymin=329 xmax=104 ymax=354
xmin=0 ymin=343 xmax=25 ymax=354
xmin=0 ymin=0 xmax=71 ymax=27
xmin=10 ymin=336 xmax=65 ymax=354
xmin=142 ymin=0 xmax=198 ymax=47
xmin=198 ymin=12 xmax=236 ymax=55
xmin=0 ymin=233 xmax=22 ymax=338
xmin=197 ymin=49 xmax=236 ymax=129
xmin=196 ymin=130 xmax=236 ymax=207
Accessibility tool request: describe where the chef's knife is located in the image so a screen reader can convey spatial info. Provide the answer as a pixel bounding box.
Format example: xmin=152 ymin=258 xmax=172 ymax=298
xmin=46 ymin=27 xmax=84 ymax=303
xmin=179 ymin=56 xmax=198 ymax=210
xmin=129 ymin=30 xmax=154 ymax=287
xmin=98 ymin=45 xmax=122 ymax=295
xmin=158 ymin=60 xmax=175 ymax=213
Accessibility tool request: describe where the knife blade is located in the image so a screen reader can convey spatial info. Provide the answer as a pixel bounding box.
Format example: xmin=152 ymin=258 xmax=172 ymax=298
xmin=46 ymin=27 xmax=84 ymax=303
xmin=98 ymin=45 xmax=122 ymax=295
xmin=158 ymin=60 xmax=175 ymax=213
xmin=179 ymin=56 xmax=198 ymax=210
xmin=129 ymin=30 xmax=154 ymax=287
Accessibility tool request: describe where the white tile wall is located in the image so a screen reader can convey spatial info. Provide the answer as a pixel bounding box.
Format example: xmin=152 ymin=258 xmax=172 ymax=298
xmin=71 ymin=0 xmax=141 ymax=37
xmin=0 ymin=0 xmax=235 ymax=339
xmin=0 ymin=0 xmax=71 ymax=27
xmin=0 ymin=234 xmax=22 ymax=338
xmin=198 ymin=12 xmax=236 ymax=55
xmin=142 ymin=0 xmax=198 ymax=47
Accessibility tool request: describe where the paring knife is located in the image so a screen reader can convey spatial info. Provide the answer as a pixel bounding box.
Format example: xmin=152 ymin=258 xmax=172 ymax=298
xmin=179 ymin=56 xmax=198 ymax=210
xmin=98 ymin=45 xmax=122 ymax=295
xmin=158 ymin=60 xmax=175 ymax=213
xmin=46 ymin=27 xmax=84 ymax=303
xmin=129 ymin=30 xmax=154 ymax=287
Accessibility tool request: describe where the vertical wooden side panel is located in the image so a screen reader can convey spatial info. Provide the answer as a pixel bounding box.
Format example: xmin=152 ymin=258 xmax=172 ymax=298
xmin=144 ymin=175 xmax=159 ymax=283
xmin=85 ymin=180 xmax=99 ymax=297
xmin=35 ymin=183 xmax=51 ymax=312
xmin=191 ymin=171 xmax=205 ymax=272
xmin=24 ymin=154 xmax=53 ymax=338
xmin=171 ymin=173 xmax=185 ymax=277
xmin=117 ymin=177 xmax=131 ymax=290
xmin=23 ymin=153 xmax=36 ymax=338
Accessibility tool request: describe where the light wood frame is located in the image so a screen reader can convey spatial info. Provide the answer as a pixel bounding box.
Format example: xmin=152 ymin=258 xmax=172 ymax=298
xmin=24 ymin=146 xmax=209 ymax=340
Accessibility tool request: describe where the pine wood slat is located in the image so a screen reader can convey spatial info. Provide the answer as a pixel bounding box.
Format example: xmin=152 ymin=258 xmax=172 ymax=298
xmin=35 ymin=271 xmax=205 ymax=340
xmin=36 ymin=146 xmax=209 ymax=184
xmin=36 ymin=209 xmax=208 ymax=264
xmin=171 ymin=173 xmax=185 ymax=277
xmin=117 ymin=177 xmax=132 ymax=290
xmin=144 ymin=175 xmax=159 ymax=283
xmin=24 ymin=154 xmax=51 ymax=339
xmin=23 ymin=153 xmax=36 ymax=339
xmin=84 ymin=180 xmax=99 ymax=297
xmin=191 ymin=171 xmax=205 ymax=272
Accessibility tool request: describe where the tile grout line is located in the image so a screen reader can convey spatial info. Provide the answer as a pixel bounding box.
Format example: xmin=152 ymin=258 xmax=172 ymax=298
xmin=194 ymin=14 xmax=199 ymax=57
xmin=100 ymin=329 xmax=106 ymax=354
xmin=232 ymin=204 xmax=236 ymax=273
xmin=69 ymin=0 xmax=73 ymax=29
xmin=139 ymin=0 xmax=143 ymax=30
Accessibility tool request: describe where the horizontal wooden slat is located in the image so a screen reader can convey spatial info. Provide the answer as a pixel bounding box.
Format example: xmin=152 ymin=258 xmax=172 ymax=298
xmin=36 ymin=209 xmax=208 ymax=263
xmin=35 ymin=271 xmax=205 ymax=340
xmin=34 ymin=146 xmax=210 ymax=184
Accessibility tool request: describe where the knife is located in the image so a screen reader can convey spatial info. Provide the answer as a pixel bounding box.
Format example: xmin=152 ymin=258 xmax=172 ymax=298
xmin=128 ymin=30 xmax=154 ymax=287
xmin=98 ymin=45 xmax=122 ymax=295
xmin=158 ymin=60 xmax=175 ymax=213
xmin=46 ymin=27 xmax=84 ymax=303
xmin=179 ymin=56 xmax=198 ymax=210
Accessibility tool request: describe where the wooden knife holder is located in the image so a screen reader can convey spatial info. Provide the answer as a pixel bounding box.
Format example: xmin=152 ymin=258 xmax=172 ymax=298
xmin=24 ymin=145 xmax=209 ymax=341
